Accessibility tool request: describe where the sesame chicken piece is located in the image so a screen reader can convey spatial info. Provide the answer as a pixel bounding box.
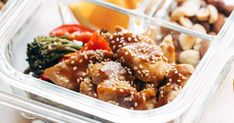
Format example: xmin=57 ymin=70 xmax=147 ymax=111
xmin=80 ymin=77 xmax=97 ymax=98
xmin=129 ymin=80 xmax=158 ymax=110
xmin=101 ymin=27 xmax=168 ymax=83
xmin=117 ymin=42 xmax=168 ymax=82
xmin=157 ymin=83 xmax=182 ymax=107
xmin=160 ymin=35 xmax=176 ymax=63
xmin=134 ymin=85 xmax=157 ymax=110
xmin=157 ymin=64 xmax=194 ymax=106
xmin=97 ymin=80 xmax=137 ymax=108
xmin=87 ymin=61 xmax=135 ymax=85
xmin=167 ymin=64 xmax=194 ymax=87
xmin=103 ymin=27 xmax=155 ymax=53
xmin=44 ymin=50 xmax=113 ymax=91
xmin=97 ymin=80 xmax=157 ymax=110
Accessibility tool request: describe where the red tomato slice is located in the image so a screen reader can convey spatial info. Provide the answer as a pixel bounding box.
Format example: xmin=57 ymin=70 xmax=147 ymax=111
xmin=39 ymin=73 xmax=50 ymax=81
xmin=59 ymin=31 xmax=111 ymax=62
xmin=49 ymin=24 xmax=94 ymax=43
xmin=80 ymin=32 xmax=111 ymax=52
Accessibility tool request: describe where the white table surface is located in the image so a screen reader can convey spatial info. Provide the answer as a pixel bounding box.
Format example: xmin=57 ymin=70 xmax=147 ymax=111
xmin=0 ymin=0 xmax=233 ymax=122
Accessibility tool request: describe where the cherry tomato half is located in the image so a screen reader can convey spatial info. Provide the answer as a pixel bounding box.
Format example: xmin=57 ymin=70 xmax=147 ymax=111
xmin=50 ymin=24 xmax=94 ymax=43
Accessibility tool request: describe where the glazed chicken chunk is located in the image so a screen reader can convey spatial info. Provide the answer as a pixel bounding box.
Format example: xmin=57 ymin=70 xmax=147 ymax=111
xmin=79 ymin=77 xmax=97 ymax=98
xmin=87 ymin=61 xmax=135 ymax=85
xmin=157 ymin=64 xmax=194 ymax=106
xmin=88 ymin=61 xmax=158 ymax=109
xmin=160 ymin=35 xmax=176 ymax=63
xmin=104 ymin=28 xmax=169 ymax=83
xmin=44 ymin=50 xmax=113 ymax=91
xmin=117 ymin=42 xmax=168 ymax=82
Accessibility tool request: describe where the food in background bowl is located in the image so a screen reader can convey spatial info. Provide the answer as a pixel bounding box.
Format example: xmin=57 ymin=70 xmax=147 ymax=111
xmin=169 ymin=0 xmax=234 ymax=35
xmin=69 ymin=0 xmax=142 ymax=32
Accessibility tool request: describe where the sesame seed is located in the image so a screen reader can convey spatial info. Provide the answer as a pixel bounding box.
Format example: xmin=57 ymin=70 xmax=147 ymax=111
xmin=93 ymin=93 xmax=97 ymax=97
xmin=175 ymin=86 xmax=179 ymax=91
xmin=71 ymin=60 xmax=75 ymax=64
xmin=145 ymin=73 xmax=149 ymax=77
xmin=142 ymin=96 xmax=146 ymax=101
xmin=116 ymin=37 xmax=120 ymax=42
xmin=134 ymin=38 xmax=138 ymax=42
xmin=134 ymin=102 xmax=138 ymax=107
xmin=73 ymin=66 xmax=77 ymax=71
xmin=137 ymin=70 xmax=141 ymax=74
xmin=113 ymin=45 xmax=116 ymax=50
xmin=182 ymin=76 xmax=187 ymax=80
xmin=109 ymin=35 xmax=113 ymax=40
xmin=125 ymin=52 xmax=129 ymax=55
xmin=64 ymin=79 xmax=69 ymax=83
xmin=128 ymin=37 xmax=131 ymax=41
xmin=177 ymin=80 xmax=182 ymax=83
xmin=120 ymin=40 xmax=124 ymax=43
xmin=166 ymin=83 xmax=171 ymax=86
xmin=79 ymin=59 xmax=83 ymax=63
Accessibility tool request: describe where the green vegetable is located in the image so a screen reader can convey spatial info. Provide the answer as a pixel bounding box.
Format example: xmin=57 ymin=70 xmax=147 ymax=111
xmin=26 ymin=36 xmax=82 ymax=77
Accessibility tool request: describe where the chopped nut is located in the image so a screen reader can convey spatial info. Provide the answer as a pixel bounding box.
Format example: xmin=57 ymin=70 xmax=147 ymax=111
xmin=196 ymin=7 xmax=210 ymax=21
xmin=205 ymin=0 xmax=234 ymax=16
xmin=171 ymin=7 xmax=185 ymax=21
xmin=199 ymin=40 xmax=210 ymax=58
xmin=181 ymin=1 xmax=201 ymax=17
xmin=223 ymin=5 xmax=234 ymax=17
xmin=179 ymin=16 xmax=193 ymax=28
xmin=179 ymin=50 xmax=200 ymax=67
xmin=193 ymin=39 xmax=210 ymax=58
xmin=207 ymin=5 xmax=219 ymax=24
xmin=213 ymin=13 xmax=225 ymax=33
xmin=209 ymin=31 xmax=217 ymax=36
xmin=193 ymin=39 xmax=202 ymax=50
xmin=178 ymin=34 xmax=196 ymax=50
xmin=192 ymin=24 xmax=207 ymax=34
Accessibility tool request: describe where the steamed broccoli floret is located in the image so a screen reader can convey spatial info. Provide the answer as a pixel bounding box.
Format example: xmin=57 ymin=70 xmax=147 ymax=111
xmin=26 ymin=36 xmax=82 ymax=77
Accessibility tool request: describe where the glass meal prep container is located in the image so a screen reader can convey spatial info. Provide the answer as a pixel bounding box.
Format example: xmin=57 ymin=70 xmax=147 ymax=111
xmin=0 ymin=0 xmax=233 ymax=122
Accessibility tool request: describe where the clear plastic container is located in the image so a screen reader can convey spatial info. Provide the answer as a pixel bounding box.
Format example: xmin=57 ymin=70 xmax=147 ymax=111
xmin=0 ymin=0 xmax=233 ymax=122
